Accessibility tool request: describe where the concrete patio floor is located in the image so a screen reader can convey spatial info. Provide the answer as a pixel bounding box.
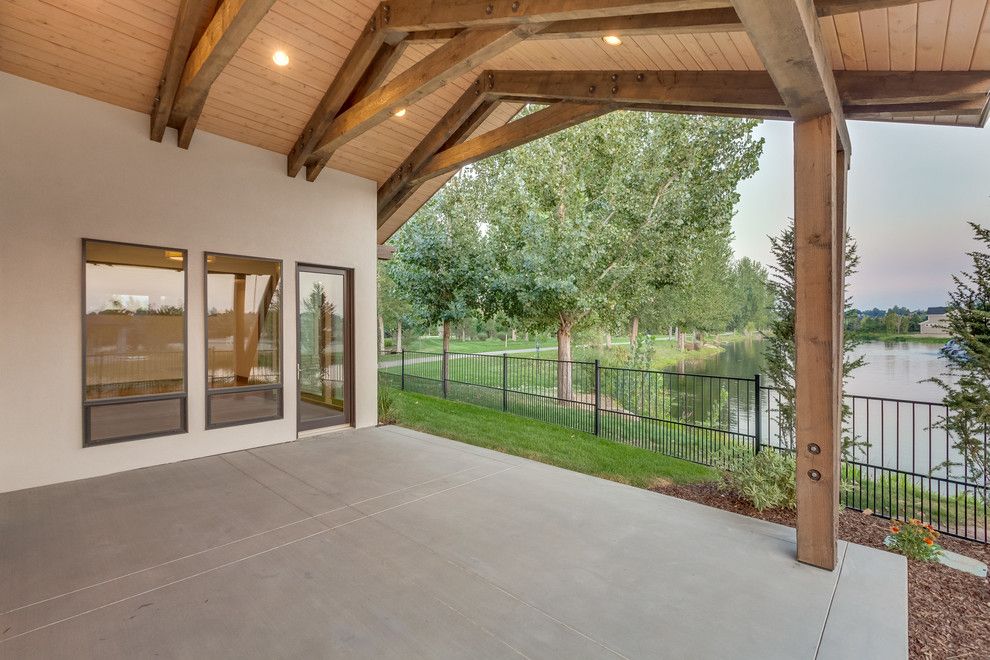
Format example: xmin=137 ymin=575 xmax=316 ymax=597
xmin=0 ymin=425 xmax=907 ymax=659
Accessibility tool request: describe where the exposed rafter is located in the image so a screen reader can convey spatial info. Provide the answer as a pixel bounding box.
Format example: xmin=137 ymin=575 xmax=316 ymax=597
xmin=151 ymin=0 xmax=219 ymax=142
xmin=287 ymin=6 xmax=395 ymax=177
xmin=731 ymin=0 xmax=851 ymax=154
xmin=381 ymin=0 xmax=730 ymax=32
xmin=378 ymin=73 xmax=500 ymax=220
xmin=382 ymin=102 xmax=611 ymax=229
xmin=400 ymin=1 xmax=927 ymax=43
xmin=491 ymin=70 xmax=783 ymax=109
xmin=306 ymin=24 xmax=542 ymax=181
xmin=167 ymin=0 xmax=276 ymax=149
xmin=376 ymin=67 xmax=990 ymax=225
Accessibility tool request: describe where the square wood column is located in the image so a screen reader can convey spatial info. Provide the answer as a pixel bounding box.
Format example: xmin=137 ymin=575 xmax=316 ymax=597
xmin=794 ymin=114 xmax=845 ymax=570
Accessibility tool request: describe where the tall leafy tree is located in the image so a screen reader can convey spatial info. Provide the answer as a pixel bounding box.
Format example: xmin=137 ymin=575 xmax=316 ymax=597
xmin=479 ymin=110 xmax=763 ymax=398
xmin=931 ymin=222 xmax=990 ymax=480
xmin=377 ymin=261 xmax=410 ymax=352
xmin=763 ymin=220 xmax=864 ymax=450
xmin=390 ymin=175 xmax=490 ymax=380
xmin=730 ymin=257 xmax=772 ymax=333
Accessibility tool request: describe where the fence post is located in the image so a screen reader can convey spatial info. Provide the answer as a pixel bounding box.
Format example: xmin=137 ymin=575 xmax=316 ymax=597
xmin=753 ymin=373 xmax=762 ymax=454
xmin=442 ymin=350 xmax=448 ymax=399
xmin=401 ymin=349 xmax=405 ymax=390
xmin=594 ymin=359 xmax=601 ymax=436
xmin=502 ymin=353 xmax=508 ymax=411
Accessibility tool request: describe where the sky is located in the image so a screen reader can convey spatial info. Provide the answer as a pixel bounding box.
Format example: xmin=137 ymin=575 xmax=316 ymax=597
xmin=731 ymin=119 xmax=990 ymax=311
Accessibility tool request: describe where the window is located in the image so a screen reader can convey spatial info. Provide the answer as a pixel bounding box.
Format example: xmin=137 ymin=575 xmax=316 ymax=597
xmin=83 ymin=240 xmax=187 ymax=445
xmin=205 ymin=253 xmax=282 ymax=428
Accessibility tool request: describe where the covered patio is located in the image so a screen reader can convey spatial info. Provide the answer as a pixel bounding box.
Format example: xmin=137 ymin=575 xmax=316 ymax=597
xmin=0 ymin=426 xmax=906 ymax=659
xmin=2 ymin=1 xmax=989 ymax=656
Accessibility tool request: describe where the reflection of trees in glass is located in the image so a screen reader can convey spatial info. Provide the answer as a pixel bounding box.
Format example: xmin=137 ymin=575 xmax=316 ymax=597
xmin=301 ymin=282 xmax=341 ymax=404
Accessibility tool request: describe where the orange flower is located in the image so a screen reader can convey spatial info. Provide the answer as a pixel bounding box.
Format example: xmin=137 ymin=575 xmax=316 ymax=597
xmin=924 ymin=538 xmax=934 ymax=545
xmin=890 ymin=526 xmax=900 ymax=533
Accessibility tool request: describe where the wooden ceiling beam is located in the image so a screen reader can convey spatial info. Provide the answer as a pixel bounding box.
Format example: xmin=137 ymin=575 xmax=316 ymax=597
xmin=401 ymin=103 xmax=611 ymax=203
xmin=489 ymin=70 xmax=784 ymax=109
xmin=288 ymin=7 xmax=393 ymax=177
xmin=378 ymin=75 xmax=500 ymax=221
xmin=303 ymin=41 xmax=412 ymax=182
xmin=836 ymin=71 xmax=990 ymax=105
xmin=845 ymin=98 xmax=987 ymax=117
xmin=151 ymin=0 xmax=219 ymax=142
xmin=395 ymin=0 xmax=924 ymax=42
xmin=381 ymin=0 xmax=730 ymax=32
xmin=169 ymin=0 xmax=276 ymax=149
xmin=308 ymin=24 xmax=541 ymax=181
xmin=814 ymin=0 xmax=937 ymax=16
xmin=731 ymin=0 xmax=851 ymax=154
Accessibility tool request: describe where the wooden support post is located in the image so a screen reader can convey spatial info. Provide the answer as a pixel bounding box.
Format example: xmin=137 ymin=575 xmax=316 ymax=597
xmin=794 ymin=113 xmax=841 ymax=570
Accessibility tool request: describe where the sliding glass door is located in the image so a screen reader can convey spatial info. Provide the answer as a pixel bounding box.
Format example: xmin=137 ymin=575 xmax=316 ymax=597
xmin=296 ymin=265 xmax=352 ymax=432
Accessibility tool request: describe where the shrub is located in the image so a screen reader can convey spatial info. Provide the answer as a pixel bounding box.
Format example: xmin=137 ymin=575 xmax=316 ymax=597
xmin=378 ymin=384 xmax=398 ymax=425
xmin=712 ymin=448 xmax=797 ymax=511
xmin=885 ymin=519 xmax=943 ymax=561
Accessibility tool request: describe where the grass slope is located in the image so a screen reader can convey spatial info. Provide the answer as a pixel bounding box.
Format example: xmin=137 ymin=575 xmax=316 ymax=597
xmin=389 ymin=389 xmax=715 ymax=488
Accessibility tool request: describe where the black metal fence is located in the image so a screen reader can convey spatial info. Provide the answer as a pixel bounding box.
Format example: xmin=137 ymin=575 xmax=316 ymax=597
xmin=380 ymin=349 xmax=988 ymax=543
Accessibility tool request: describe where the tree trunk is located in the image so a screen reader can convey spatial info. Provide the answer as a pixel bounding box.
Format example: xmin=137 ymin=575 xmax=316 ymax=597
xmin=524 ymin=331 xmax=529 ymax=342
xmin=605 ymin=333 xmax=612 ymax=349
xmin=556 ymin=320 xmax=574 ymax=401
xmin=396 ymin=320 xmax=403 ymax=352
xmin=668 ymin=325 xmax=673 ymax=339
xmin=511 ymin=328 xmax=517 ymax=341
xmin=378 ymin=315 xmax=385 ymax=353
xmin=629 ymin=316 xmax=639 ymax=348
xmin=442 ymin=320 xmax=451 ymax=389
xmin=677 ymin=327 xmax=685 ymax=352
xmin=460 ymin=325 xmax=466 ymax=342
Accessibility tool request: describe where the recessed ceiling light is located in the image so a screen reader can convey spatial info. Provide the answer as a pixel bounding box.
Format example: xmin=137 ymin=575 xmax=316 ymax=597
xmin=602 ymin=35 xmax=622 ymax=46
xmin=272 ymin=50 xmax=289 ymax=66
xmin=393 ymin=107 xmax=407 ymax=118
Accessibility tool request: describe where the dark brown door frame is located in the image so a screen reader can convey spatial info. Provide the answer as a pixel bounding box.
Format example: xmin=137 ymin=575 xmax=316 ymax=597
xmin=295 ymin=263 xmax=355 ymax=433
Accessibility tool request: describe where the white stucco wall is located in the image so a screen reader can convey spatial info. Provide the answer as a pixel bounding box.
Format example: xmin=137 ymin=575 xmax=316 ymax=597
xmin=0 ymin=72 xmax=379 ymax=492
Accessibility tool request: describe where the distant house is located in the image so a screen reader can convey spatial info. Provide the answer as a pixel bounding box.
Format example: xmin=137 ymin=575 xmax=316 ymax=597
xmin=920 ymin=307 xmax=951 ymax=337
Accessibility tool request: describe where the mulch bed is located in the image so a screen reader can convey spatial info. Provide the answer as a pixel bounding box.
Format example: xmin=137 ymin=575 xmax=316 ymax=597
xmin=651 ymin=481 xmax=990 ymax=660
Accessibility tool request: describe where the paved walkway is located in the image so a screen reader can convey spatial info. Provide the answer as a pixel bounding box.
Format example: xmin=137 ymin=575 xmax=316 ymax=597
xmin=0 ymin=426 xmax=906 ymax=659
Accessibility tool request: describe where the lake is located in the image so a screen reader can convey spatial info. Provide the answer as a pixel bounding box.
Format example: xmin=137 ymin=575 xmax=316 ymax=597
xmin=680 ymin=336 xmax=957 ymax=403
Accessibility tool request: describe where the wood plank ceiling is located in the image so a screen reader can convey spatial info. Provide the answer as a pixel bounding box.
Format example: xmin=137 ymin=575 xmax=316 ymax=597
xmin=3 ymin=0 xmax=990 ymax=240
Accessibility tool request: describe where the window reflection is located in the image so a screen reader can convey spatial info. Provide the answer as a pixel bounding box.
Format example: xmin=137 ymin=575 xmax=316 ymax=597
xmin=206 ymin=254 xmax=282 ymax=427
xmin=85 ymin=242 xmax=186 ymax=400
xmin=83 ymin=240 xmax=187 ymax=445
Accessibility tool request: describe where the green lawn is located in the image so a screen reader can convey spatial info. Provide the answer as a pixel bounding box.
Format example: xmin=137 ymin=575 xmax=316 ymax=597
xmin=848 ymin=332 xmax=948 ymax=345
xmin=392 ymin=336 xmax=554 ymax=354
xmin=387 ymin=389 xmax=716 ymax=488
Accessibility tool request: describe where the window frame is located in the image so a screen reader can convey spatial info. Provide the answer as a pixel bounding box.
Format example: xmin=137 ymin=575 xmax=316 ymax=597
xmin=204 ymin=251 xmax=284 ymax=430
xmin=81 ymin=238 xmax=189 ymax=447
xmin=295 ymin=263 xmax=355 ymax=432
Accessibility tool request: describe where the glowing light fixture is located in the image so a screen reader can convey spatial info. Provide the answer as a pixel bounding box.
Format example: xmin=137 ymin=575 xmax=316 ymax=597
xmin=272 ymin=50 xmax=290 ymax=66
xmin=602 ymin=35 xmax=622 ymax=46
xmin=393 ymin=107 xmax=407 ymax=118
xmin=164 ymin=250 xmax=184 ymax=262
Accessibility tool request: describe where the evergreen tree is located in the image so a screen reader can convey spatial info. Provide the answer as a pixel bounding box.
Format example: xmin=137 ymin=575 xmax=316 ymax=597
xmin=931 ymin=222 xmax=990 ymax=481
xmin=763 ymin=220 xmax=864 ymax=450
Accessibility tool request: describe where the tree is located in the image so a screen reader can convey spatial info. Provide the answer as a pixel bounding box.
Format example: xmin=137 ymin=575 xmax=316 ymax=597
xmin=390 ymin=176 xmax=490 ymax=382
xmin=931 ymin=222 xmax=990 ymax=481
xmin=729 ymin=257 xmax=772 ymax=333
xmin=377 ymin=261 xmax=410 ymax=352
xmin=763 ymin=220 xmax=864 ymax=450
xmin=481 ymin=110 xmax=763 ymax=398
